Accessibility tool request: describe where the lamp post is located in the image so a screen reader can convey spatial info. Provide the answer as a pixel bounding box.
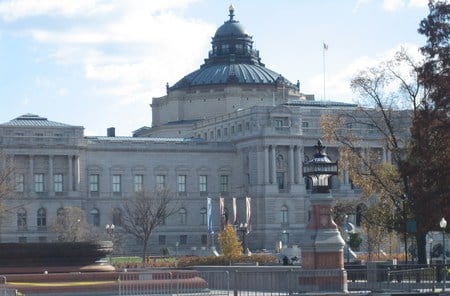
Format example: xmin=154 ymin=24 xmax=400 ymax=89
xmin=429 ymin=237 xmax=433 ymax=266
xmin=440 ymin=217 xmax=447 ymax=292
xmin=440 ymin=218 xmax=447 ymax=265
xmin=105 ymin=223 xmax=115 ymax=237
xmin=239 ymin=222 xmax=248 ymax=254
xmin=301 ymin=140 xmax=347 ymax=293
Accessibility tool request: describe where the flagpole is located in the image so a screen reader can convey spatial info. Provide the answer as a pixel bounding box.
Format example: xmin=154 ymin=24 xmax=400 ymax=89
xmin=323 ymin=42 xmax=327 ymax=100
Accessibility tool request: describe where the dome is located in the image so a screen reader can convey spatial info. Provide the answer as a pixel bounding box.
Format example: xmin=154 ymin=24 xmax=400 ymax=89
xmin=169 ymin=6 xmax=297 ymax=92
xmin=214 ymin=6 xmax=247 ymax=38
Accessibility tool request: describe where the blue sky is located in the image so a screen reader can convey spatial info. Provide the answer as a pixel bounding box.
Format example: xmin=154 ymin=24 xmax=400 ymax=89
xmin=0 ymin=0 xmax=429 ymax=136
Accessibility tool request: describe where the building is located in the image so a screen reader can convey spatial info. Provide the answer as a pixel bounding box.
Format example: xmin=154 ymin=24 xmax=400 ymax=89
xmin=0 ymin=7 xmax=390 ymax=255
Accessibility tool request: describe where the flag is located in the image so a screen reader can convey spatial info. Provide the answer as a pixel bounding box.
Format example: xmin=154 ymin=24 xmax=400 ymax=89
xmin=232 ymin=197 xmax=237 ymax=224
xmin=323 ymin=42 xmax=328 ymax=50
xmin=246 ymin=196 xmax=251 ymax=233
xmin=207 ymin=197 xmax=213 ymax=234
xmin=219 ymin=196 xmax=225 ymax=228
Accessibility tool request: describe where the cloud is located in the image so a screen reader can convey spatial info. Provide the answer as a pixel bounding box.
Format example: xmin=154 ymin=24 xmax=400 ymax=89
xmin=383 ymin=0 xmax=405 ymax=12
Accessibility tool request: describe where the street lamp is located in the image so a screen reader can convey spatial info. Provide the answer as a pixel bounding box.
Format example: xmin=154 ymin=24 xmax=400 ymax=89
xmin=302 ymin=140 xmax=338 ymax=193
xmin=105 ymin=224 xmax=115 ymax=237
xmin=239 ymin=222 xmax=248 ymax=254
xmin=440 ymin=218 xmax=447 ymax=264
xmin=429 ymin=237 xmax=433 ymax=266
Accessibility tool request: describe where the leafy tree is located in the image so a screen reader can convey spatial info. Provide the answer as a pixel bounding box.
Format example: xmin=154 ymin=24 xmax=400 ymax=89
xmin=120 ymin=189 xmax=178 ymax=262
xmin=50 ymin=207 xmax=98 ymax=242
xmin=218 ymin=224 xmax=242 ymax=257
xmin=401 ymin=0 xmax=450 ymax=263
xmin=0 ymin=151 xmax=15 ymax=215
xmin=322 ymin=48 xmax=424 ymax=261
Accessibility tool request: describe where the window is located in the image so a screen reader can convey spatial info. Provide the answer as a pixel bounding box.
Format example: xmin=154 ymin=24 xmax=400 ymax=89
xmin=220 ymin=175 xmax=229 ymax=193
xmin=158 ymin=235 xmax=166 ymax=245
xmin=246 ymin=122 xmax=250 ymax=130
xmin=134 ymin=174 xmax=143 ymax=192
xmin=277 ymin=172 xmax=285 ymax=190
xmin=156 ymin=175 xmax=166 ymax=190
xmin=200 ymin=208 xmax=207 ymax=225
xmin=113 ymin=208 xmax=122 ymax=226
xmin=238 ymin=124 xmax=242 ymax=132
xmin=180 ymin=235 xmax=187 ymax=245
xmin=179 ymin=208 xmax=187 ymax=225
xmin=15 ymin=174 xmax=24 ymax=192
xmin=199 ymin=175 xmax=207 ymax=193
xmin=34 ymin=173 xmax=44 ymax=192
xmin=90 ymin=208 xmax=100 ymax=226
xmin=37 ymin=208 xmax=47 ymax=229
xmin=231 ymin=126 xmax=235 ymax=134
xmin=89 ymin=174 xmax=99 ymax=192
xmin=217 ymin=129 xmax=221 ymax=138
xmin=112 ymin=175 xmax=121 ymax=193
xmin=201 ymin=234 xmax=208 ymax=245
xmin=178 ymin=175 xmax=186 ymax=193
xmin=281 ymin=206 xmax=289 ymax=224
xmin=54 ymin=173 xmax=63 ymax=192
xmin=17 ymin=208 xmax=27 ymax=231
xmin=302 ymin=121 xmax=309 ymax=128
xmin=275 ymin=119 xmax=283 ymax=128
xmin=210 ymin=131 xmax=214 ymax=139
xmin=224 ymin=127 xmax=228 ymax=136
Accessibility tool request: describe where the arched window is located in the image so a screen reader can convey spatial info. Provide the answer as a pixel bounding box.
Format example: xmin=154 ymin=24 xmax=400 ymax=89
xmin=17 ymin=208 xmax=27 ymax=231
xmin=179 ymin=208 xmax=187 ymax=225
xmin=281 ymin=205 xmax=289 ymax=224
xmin=37 ymin=208 xmax=47 ymax=229
xmin=200 ymin=208 xmax=207 ymax=225
xmin=90 ymin=208 xmax=100 ymax=226
xmin=112 ymin=208 xmax=122 ymax=226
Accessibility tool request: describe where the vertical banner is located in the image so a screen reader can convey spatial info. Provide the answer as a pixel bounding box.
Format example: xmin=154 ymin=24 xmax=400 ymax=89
xmin=232 ymin=197 xmax=237 ymax=224
xmin=207 ymin=197 xmax=213 ymax=234
xmin=246 ymin=196 xmax=251 ymax=233
xmin=219 ymin=196 xmax=225 ymax=229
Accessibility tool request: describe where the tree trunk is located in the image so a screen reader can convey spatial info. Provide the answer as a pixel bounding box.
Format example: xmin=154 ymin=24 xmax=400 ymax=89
xmin=142 ymin=242 xmax=148 ymax=263
xmin=416 ymin=232 xmax=427 ymax=264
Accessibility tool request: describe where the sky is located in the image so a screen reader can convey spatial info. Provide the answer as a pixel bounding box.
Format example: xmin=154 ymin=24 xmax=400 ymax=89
xmin=0 ymin=0 xmax=430 ymax=136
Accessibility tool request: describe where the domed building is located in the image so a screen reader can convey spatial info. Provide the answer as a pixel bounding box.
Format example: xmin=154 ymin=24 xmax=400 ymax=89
xmin=0 ymin=7 xmax=390 ymax=255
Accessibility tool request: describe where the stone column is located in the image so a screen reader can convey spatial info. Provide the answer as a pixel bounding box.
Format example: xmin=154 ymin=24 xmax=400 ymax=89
xmin=300 ymin=193 xmax=347 ymax=293
xmin=297 ymin=146 xmax=304 ymax=185
xmin=271 ymin=145 xmax=276 ymax=184
xmin=49 ymin=155 xmax=54 ymax=196
xmin=264 ymin=146 xmax=269 ymax=184
xmin=74 ymin=155 xmax=79 ymax=191
xmin=289 ymin=145 xmax=295 ymax=186
xmin=29 ymin=155 xmax=34 ymax=193
xmin=68 ymin=155 xmax=73 ymax=192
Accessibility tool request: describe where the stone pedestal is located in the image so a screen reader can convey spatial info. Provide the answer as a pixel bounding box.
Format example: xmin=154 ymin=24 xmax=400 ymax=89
xmin=300 ymin=193 xmax=348 ymax=294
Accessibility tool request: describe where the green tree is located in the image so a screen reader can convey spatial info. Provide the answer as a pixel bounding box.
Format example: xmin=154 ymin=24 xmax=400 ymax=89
xmin=401 ymin=0 xmax=450 ymax=263
xmin=218 ymin=224 xmax=242 ymax=257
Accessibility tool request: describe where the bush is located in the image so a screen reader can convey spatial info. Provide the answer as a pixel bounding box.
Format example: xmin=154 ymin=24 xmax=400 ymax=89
xmin=177 ymin=254 xmax=277 ymax=267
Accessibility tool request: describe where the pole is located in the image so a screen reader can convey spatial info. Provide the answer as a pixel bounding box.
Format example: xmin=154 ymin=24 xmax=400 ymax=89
xmin=443 ymin=229 xmax=446 ymax=292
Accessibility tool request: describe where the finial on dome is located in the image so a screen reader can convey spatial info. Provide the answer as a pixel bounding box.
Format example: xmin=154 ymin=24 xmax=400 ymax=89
xmin=229 ymin=4 xmax=235 ymax=21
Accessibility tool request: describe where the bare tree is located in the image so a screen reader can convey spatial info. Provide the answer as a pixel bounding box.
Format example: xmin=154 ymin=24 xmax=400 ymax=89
xmin=0 ymin=150 xmax=15 ymax=215
xmin=50 ymin=207 xmax=99 ymax=242
xmin=121 ymin=189 xmax=179 ymax=262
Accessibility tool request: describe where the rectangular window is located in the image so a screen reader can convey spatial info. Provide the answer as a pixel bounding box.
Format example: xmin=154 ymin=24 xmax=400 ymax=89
xmin=246 ymin=122 xmax=250 ymax=130
xmin=134 ymin=174 xmax=143 ymax=192
xmin=89 ymin=174 xmax=99 ymax=192
xmin=34 ymin=173 xmax=44 ymax=193
xmin=158 ymin=235 xmax=166 ymax=245
xmin=156 ymin=175 xmax=166 ymax=190
xmin=276 ymin=172 xmax=285 ymax=190
xmin=275 ymin=119 xmax=283 ymax=127
xmin=199 ymin=175 xmax=207 ymax=193
xmin=224 ymin=127 xmax=228 ymax=136
xmin=217 ymin=129 xmax=221 ymax=138
xmin=180 ymin=235 xmax=187 ymax=245
xmin=220 ymin=175 xmax=229 ymax=193
xmin=178 ymin=175 xmax=186 ymax=193
xmin=54 ymin=173 xmax=63 ymax=192
xmin=15 ymin=174 xmax=24 ymax=192
xmin=201 ymin=234 xmax=208 ymax=246
xmin=302 ymin=121 xmax=309 ymax=128
xmin=112 ymin=174 xmax=121 ymax=193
